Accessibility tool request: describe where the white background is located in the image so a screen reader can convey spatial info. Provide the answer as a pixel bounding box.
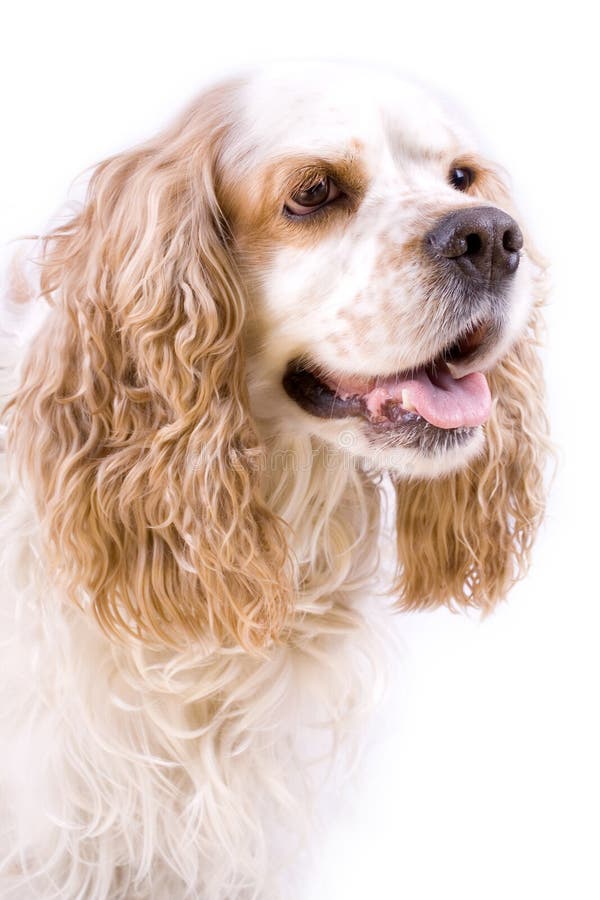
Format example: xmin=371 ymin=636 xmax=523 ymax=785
xmin=1 ymin=2 xmax=598 ymax=898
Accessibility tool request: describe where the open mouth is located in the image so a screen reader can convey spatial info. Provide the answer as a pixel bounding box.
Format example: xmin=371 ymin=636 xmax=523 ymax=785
xmin=282 ymin=320 xmax=495 ymax=443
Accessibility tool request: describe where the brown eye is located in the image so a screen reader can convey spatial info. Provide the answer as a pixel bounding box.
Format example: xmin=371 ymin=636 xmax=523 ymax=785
xmin=285 ymin=177 xmax=341 ymax=216
xmin=449 ymin=166 xmax=475 ymax=192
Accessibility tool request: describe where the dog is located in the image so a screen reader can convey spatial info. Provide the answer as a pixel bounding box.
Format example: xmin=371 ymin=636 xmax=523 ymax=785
xmin=0 ymin=60 xmax=548 ymax=899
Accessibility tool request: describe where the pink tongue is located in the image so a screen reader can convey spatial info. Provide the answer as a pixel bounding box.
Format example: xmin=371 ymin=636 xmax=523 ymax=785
xmin=364 ymin=368 xmax=491 ymax=429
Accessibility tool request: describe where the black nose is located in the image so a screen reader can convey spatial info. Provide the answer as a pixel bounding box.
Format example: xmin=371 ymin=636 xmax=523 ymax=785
xmin=425 ymin=207 xmax=523 ymax=284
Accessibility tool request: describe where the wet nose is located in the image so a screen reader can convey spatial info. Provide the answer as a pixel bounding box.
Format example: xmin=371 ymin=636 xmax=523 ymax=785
xmin=425 ymin=207 xmax=523 ymax=284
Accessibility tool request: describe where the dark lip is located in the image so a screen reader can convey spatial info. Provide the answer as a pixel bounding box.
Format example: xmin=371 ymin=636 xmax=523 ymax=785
xmin=283 ymin=363 xmax=366 ymax=421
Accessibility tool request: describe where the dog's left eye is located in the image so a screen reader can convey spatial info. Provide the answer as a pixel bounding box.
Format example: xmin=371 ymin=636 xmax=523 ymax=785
xmin=449 ymin=166 xmax=475 ymax=192
xmin=285 ymin=177 xmax=341 ymax=216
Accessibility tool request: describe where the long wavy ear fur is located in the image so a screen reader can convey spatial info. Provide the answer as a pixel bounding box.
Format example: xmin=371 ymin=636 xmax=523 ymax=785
xmin=6 ymin=82 xmax=291 ymax=650
xmin=395 ymin=162 xmax=550 ymax=612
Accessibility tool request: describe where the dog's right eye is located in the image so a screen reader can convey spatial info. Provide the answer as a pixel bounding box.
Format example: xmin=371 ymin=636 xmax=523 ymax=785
xmin=449 ymin=166 xmax=475 ymax=192
xmin=285 ymin=177 xmax=341 ymax=216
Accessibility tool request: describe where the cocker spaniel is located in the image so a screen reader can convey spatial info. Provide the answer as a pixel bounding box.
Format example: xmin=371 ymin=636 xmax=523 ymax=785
xmin=0 ymin=61 xmax=548 ymax=899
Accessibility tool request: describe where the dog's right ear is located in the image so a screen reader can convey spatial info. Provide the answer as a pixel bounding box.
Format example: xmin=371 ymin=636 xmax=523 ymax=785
xmin=6 ymin=81 xmax=293 ymax=652
xmin=395 ymin=160 xmax=550 ymax=615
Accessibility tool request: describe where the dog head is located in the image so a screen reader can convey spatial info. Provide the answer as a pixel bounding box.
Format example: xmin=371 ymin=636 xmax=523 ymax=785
xmin=217 ymin=63 xmax=540 ymax=478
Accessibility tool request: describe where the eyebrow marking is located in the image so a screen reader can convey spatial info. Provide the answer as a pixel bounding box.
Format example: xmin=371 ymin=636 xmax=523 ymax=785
xmin=223 ymin=146 xmax=370 ymax=259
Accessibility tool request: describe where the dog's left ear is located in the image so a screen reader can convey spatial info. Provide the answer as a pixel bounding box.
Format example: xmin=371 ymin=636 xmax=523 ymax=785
xmin=395 ymin=163 xmax=550 ymax=612
xmin=6 ymin=82 xmax=292 ymax=651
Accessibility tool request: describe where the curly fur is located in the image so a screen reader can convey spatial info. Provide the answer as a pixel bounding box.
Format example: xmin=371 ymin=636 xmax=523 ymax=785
xmin=0 ymin=61 xmax=549 ymax=899
xmin=6 ymin=83 xmax=292 ymax=652
xmin=396 ymin=297 xmax=548 ymax=611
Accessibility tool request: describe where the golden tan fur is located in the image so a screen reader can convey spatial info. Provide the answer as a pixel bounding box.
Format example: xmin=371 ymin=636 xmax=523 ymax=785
xmin=6 ymin=83 xmax=292 ymax=652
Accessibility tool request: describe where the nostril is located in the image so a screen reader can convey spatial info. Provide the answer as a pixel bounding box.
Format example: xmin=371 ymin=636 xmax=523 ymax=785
xmin=465 ymin=233 xmax=482 ymax=256
xmin=502 ymin=231 xmax=511 ymax=251
xmin=502 ymin=226 xmax=523 ymax=253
